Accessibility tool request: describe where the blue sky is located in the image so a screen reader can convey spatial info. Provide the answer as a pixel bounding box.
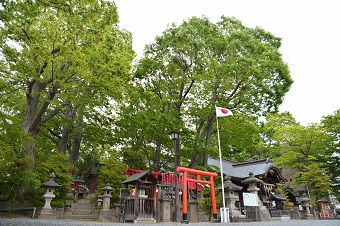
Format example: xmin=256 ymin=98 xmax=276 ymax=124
xmin=115 ymin=0 xmax=340 ymax=125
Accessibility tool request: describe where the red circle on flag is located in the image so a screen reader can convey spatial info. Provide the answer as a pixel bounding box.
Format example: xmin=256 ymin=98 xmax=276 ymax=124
xmin=221 ymin=108 xmax=229 ymax=114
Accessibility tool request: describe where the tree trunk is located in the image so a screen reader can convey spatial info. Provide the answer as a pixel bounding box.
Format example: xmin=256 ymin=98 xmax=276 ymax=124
xmin=69 ymin=109 xmax=83 ymax=164
xmin=58 ymin=127 xmax=70 ymax=154
xmin=70 ymin=134 xmax=82 ymax=164
xmin=202 ymin=116 xmax=214 ymax=167
xmin=189 ymin=114 xmax=215 ymax=168
xmin=58 ymin=109 xmax=75 ymax=154
xmin=154 ymin=139 xmax=161 ymax=172
xmin=23 ymin=80 xmax=58 ymax=169
xmin=23 ymin=81 xmax=44 ymax=169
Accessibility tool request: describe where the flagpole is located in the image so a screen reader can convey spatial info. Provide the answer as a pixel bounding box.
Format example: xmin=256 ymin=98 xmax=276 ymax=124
xmin=216 ymin=107 xmax=228 ymax=223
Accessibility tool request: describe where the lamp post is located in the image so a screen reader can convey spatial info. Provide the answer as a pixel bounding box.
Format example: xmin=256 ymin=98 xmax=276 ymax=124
xmin=170 ymin=131 xmax=180 ymax=222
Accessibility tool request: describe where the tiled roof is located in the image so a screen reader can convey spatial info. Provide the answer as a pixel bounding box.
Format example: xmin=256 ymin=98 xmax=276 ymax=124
xmin=207 ymin=156 xmax=280 ymax=179
xmin=121 ymin=170 xmax=158 ymax=184
xmin=270 ymin=192 xmax=287 ymax=201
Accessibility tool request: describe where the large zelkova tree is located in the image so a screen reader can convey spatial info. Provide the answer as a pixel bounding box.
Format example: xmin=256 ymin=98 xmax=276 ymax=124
xmin=0 ymin=0 xmax=134 ymax=170
xmin=116 ymin=16 xmax=292 ymax=171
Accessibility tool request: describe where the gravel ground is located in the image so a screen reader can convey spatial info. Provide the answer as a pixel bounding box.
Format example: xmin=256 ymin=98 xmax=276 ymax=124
xmin=0 ymin=219 xmax=339 ymax=226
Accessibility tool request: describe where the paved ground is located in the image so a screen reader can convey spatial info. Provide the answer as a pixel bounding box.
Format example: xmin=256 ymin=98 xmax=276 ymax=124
xmin=0 ymin=219 xmax=339 ymax=226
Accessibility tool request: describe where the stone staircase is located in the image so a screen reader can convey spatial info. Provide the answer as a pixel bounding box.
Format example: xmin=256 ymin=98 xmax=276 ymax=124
xmin=63 ymin=197 xmax=99 ymax=221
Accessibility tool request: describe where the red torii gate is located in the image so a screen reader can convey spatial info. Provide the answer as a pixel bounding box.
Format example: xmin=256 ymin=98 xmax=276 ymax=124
xmin=177 ymin=166 xmax=219 ymax=223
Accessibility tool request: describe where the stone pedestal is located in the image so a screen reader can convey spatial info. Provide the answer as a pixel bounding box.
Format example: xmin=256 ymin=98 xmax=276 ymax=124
xmin=159 ymin=198 xmax=171 ymax=222
xmin=99 ymin=209 xmax=114 ymax=221
xmin=242 ymin=172 xmax=271 ymax=221
xmin=189 ymin=201 xmax=199 ymax=222
xmin=222 ymin=176 xmax=245 ymax=221
xmin=42 ymin=192 xmax=55 ymax=210
xmin=38 ymin=210 xmax=58 ymax=219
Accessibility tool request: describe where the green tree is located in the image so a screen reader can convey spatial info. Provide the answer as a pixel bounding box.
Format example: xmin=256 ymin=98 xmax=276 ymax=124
xmin=295 ymin=159 xmax=332 ymax=204
xmin=273 ymin=123 xmax=334 ymax=169
xmin=321 ymin=109 xmax=340 ymax=200
xmin=262 ymin=113 xmax=335 ymax=203
xmin=274 ymin=182 xmax=294 ymax=211
xmin=97 ymin=152 xmax=128 ymax=203
xmin=0 ymin=0 xmax=134 ymax=169
xmin=258 ymin=112 xmax=299 ymax=158
xmin=126 ymin=16 xmax=292 ymax=170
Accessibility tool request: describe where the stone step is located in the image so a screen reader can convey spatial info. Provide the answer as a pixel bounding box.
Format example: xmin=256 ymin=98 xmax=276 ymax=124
xmin=63 ymin=214 xmax=99 ymax=221
xmin=76 ymin=199 xmax=91 ymax=204
xmin=65 ymin=197 xmax=98 ymax=221
xmin=73 ymin=205 xmax=93 ymax=211
xmin=72 ymin=209 xmax=93 ymax=215
xmin=72 ymin=203 xmax=93 ymax=210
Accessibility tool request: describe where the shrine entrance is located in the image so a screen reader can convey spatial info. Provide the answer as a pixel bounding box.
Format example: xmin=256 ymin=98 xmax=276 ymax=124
xmin=177 ymin=166 xmax=218 ymax=223
xmin=123 ymin=167 xmax=219 ymax=223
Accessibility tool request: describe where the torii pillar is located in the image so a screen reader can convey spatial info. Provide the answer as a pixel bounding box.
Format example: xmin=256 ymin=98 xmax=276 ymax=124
xmin=177 ymin=166 xmax=218 ymax=223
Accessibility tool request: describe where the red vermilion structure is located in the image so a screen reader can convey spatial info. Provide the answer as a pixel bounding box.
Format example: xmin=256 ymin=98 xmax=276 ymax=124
xmin=125 ymin=167 xmax=218 ymax=223
xmin=177 ymin=166 xmax=219 ymax=223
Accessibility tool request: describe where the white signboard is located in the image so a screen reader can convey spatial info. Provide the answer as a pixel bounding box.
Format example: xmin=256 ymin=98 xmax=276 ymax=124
xmin=243 ymin=193 xmax=258 ymax=207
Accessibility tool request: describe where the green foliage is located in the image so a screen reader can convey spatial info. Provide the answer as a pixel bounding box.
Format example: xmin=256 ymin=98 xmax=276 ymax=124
xmin=75 ymin=148 xmax=102 ymax=176
xmin=295 ymin=160 xmax=332 ymax=203
xmin=19 ymin=170 xmax=41 ymax=194
xmin=0 ymin=0 xmax=134 ymax=169
xmin=0 ymin=153 xmax=30 ymax=202
xmin=321 ymin=109 xmax=340 ymax=200
xmin=260 ymin=112 xmax=337 ymax=206
xmin=216 ymin=113 xmax=261 ymax=162
xmin=123 ymin=15 xmax=292 ymax=170
xmin=274 ymin=182 xmax=294 ymax=211
xmin=198 ymin=187 xmax=221 ymax=220
xmin=51 ymin=200 xmax=65 ymax=208
xmin=0 ymin=152 xmax=71 ymax=206
xmin=35 ymin=153 xmax=73 ymax=204
xmin=97 ymin=153 xmax=128 ymax=203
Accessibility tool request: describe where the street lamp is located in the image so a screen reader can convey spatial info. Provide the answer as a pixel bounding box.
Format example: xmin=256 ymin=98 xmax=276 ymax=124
xmin=169 ymin=131 xmax=180 ymax=222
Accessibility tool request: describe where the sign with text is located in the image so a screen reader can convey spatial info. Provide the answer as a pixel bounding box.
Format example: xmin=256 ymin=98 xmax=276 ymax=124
xmin=243 ymin=193 xmax=258 ymax=206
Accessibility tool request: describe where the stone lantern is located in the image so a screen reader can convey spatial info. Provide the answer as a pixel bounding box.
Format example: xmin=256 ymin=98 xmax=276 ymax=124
xmin=300 ymin=193 xmax=313 ymax=219
xmin=242 ymin=172 xmax=262 ymax=194
xmin=41 ymin=172 xmax=61 ymax=209
xmin=101 ymin=183 xmax=114 ymax=210
xmin=221 ymin=175 xmax=245 ymax=221
xmin=99 ymin=183 xmax=114 ymax=221
xmin=39 ymin=172 xmax=61 ymax=219
xmin=241 ymin=172 xmax=271 ymax=221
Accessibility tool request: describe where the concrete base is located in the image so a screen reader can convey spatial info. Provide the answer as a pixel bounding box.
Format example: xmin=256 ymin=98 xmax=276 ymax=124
xmin=231 ymin=217 xmax=251 ymax=223
xmin=189 ymin=201 xmax=199 ymax=222
xmin=38 ymin=208 xmax=57 ymax=219
xmin=199 ymin=210 xmax=210 ymax=222
xmin=99 ymin=209 xmax=114 ymax=221
xmin=271 ymin=216 xmax=290 ymax=221
xmin=305 ymin=214 xmax=314 ymax=220
xmin=245 ymin=206 xmax=271 ymax=221
xmin=159 ymin=199 xmax=171 ymax=222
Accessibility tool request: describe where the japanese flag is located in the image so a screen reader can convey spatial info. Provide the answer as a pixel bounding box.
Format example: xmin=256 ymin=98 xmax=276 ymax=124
xmin=216 ymin=107 xmax=233 ymax=117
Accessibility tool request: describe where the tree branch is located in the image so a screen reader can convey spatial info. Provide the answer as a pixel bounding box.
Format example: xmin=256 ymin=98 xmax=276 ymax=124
xmin=41 ymin=108 xmax=61 ymax=125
